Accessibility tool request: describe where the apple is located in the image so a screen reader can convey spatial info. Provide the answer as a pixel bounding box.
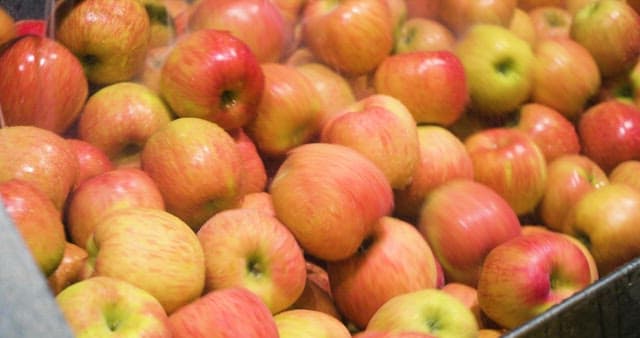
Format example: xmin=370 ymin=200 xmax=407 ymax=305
xmin=135 ymin=45 xmax=172 ymax=93
xmin=320 ymin=94 xmax=420 ymax=189
xmin=508 ymin=8 xmax=536 ymax=46
xmin=0 ymin=35 xmax=88 ymax=134
xmin=77 ymin=81 xmax=174 ymax=168
xmin=56 ymin=276 xmax=171 ymax=337
xmin=454 ymin=24 xmax=534 ymax=118
xmin=394 ymin=18 xmax=456 ymax=53
xmin=197 ymin=208 xmax=307 ymax=314
xmin=14 ymin=19 xmax=47 ymax=37
xmin=518 ymin=0 xmax=566 ymax=11
xmin=418 ymin=178 xmax=522 ymax=287
xmin=238 ymin=191 xmax=276 ymax=216
xmin=538 ymin=154 xmax=609 ymax=232
xmin=245 ymin=63 xmax=323 ymax=158
xmin=478 ymin=329 xmax=505 ymax=338
xmin=393 ymin=125 xmax=474 ymax=223
xmin=327 ymin=216 xmax=440 ymax=329
xmin=528 ymin=6 xmax=572 ymax=43
xmin=440 ymin=283 xmax=483 ymax=329
xmin=512 ymin=103 xmax=581 ymax=162
xmin=570 ymin=0 xmax=640 ymax=78
xmin=47 ymin=242 xmax=89 ymax=295
xmin=609 ymin=160 xmax=640 ymax=192
xmin=229 ymin=128 xmax=268 ymax=195
xmin=289 ymin=274 xmax=341 ymax=319
xmin=274 ymin=309 xmax=352 ymax=338
xmin=65 ymin=167 xmax=165 ymax=249
xmin=464 ymin=127 xmax=548 ymax=216
xmin=271 ymin=0 xmax=307 ymax=25
xmin=353 ymin=332 xmax=437 ymax=338
xmin=66 ymin=139 xmax=114 ymax=190
xmin=55 ymin=0 xmax=151 ymax=85
xmin=294 ymin=62 xmax=357 ymax=129
xmin=188 ymin=0 xmax=294 ymax=63
xmin=366 ymin=288 xmax=479 ymax=337
xmin=269 ymin=143 xmax=394 ymax=261
xmin=563 ymin=183 xmax=640 ymax=275
xmin=134 ymin=0 xmax=176 ymax=49
xmin=0 ymin=179 xmax=66 ymax=277
xmin=438 ymin=0 xmax=517 ymax=36
xmin=140 ymin=117 xmax=244 ymax=231
xmin=86 ymin=207 xmax=205 ymax=314
xmin=167 ymin=287 xmax=279 ymax=338
xmin=0 ymin=125 xmax=78 ymax=210
xmin=530 ymin=37 xmax=601 ymax=120
xmin=301 ymin=0 xmax=394 ymax=76
xmin=578 ymin=100 xmax=640 ymax=173
xmin=597 ymin=58 xmax=640 ymax=107
xmin=374 ymin=50 xmax=469 ymax=126
xmin=477 ymin=231 xmax=596 ymax=329
xmin=0 ymin=5 xmax=15 ymax=45
xmin=159 ymin=29 xmax=265 ymax=130
xmin=405 ymin=0 xmax=440 ymax=19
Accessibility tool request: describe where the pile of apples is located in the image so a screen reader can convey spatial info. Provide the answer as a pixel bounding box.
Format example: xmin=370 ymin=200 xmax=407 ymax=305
xmin=1 ymin=0 xmax=640 ymax=336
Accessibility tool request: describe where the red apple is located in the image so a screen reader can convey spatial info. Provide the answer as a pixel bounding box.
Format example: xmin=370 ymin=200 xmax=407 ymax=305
xmin=269 ymin=143 xmax=394 ymax=261
xmin=47 ymin=242 xmax=89 ymax=295
xmin=374 ymin=50 xmax=469 ymax=126
xmin=301 ymin=0 xmax=394 ymax=76
xmin=188 ymin=0 xmax=294 ymax=63
xmin=393 ymin=125 xmax=474 ymax=222
xmin=237 ymin=191 xmax=276 ymax=216
xmin=538 ymin=154 xmax=609 ymax=232
xmin=530 ymin=37 xmax=601 ymax=120
xmin=159 ymin=29 xmax=265 ymax=130
xmin=438 ymin=0 xmax=517 ymax=36
xmin=394 ymin=18 xmax=456 ymax=53
xmin=577 ymin=100 xmax=640 ymax=173
xmin=418 ymin=179 xmax=522 ymax=287
xmin=609 ymin=160 xmax=640 ymax=192
xmin=0 ymin=179 xmax=66 ymax=277
xmin=167 ymin=287 xmax=279 ymax=338
xmin=528 ymin=6 xmax=572 ymax=43
xmin=230 ymin=128 xmax=268 ymax=195
xmin=65 ymin=167 xmax=165 ymax=249
xmin=0 ymin=35 xmax=88 ymax=134
xmin=477 ymin=231 xmax=595 ymax=329
xmin=327 ymin=216 xmax=440 ymax=329
xmin=66 ymin=138 xmax=114 ymax=189
xmin=14 ymin=19 xmax=47 ymax=37
xmin=0 ymin=125 xmax=78 ymax=210
xmin=518 ymin=0 xmax=566 ymax=11
xmin=405 ymin=0 xmax=440 ymax=19
xmin=512 ymin=103 xmax=581 ymax=162
xmin=289 ymin=275 xmax=341 ymax=319
xmin=465 ymin=127 xmax=548 ymax=216
xmin=77 ymin=81 xmax=174 ymax=168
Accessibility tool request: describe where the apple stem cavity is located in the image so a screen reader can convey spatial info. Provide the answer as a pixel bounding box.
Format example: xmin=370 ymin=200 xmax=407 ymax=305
xmin=220 ymin=90 xmax=238 ymax=110
xmin=495 ymin=57 xmax=515 ymax=76
xmin=356 ymin=235 xmax=375 ymax=255
xmin=246 ymin=254 xmax=265 ymax=278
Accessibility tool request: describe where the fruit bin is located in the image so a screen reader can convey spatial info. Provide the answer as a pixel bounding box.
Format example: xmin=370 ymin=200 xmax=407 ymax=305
xmin=2 ymin=0 xmax=640 ymax=337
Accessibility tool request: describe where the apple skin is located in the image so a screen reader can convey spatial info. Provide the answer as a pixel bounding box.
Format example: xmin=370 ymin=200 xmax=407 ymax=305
xmin=418 ymin=179 xmax=522 ymax=287
xmin=56 ymin=276 xmax=171 ymax=338
xmin=188 ymin=0 xmax=293 ymax=63
xmin=440 ymin=283 xmax=483 ymax=329
xmin=238 ymin=191 xmax=276 ymax=216
xmin=0 ymin=35 xmax=88 ymax=134
xmin=538 ymin=154 xmax=609 ymax=232
xmin=405 ymin=0 xmax=440 ymax=19
xmin=438 ymin=0 xmax=517 ymax=36
xmin=508 ymin=8 xmax=536 ymax=46
xmin=86 ymin=207 xmax=205 ymax=314
xmin=353 ymin=331 xmax=437 ymax=338
xmin=374 ymin=50 xmax=469 ymax=126
xmin=160 ymin=29 xmax=265 ymax=130
xmin=274 ymin=309 xmax=352 ymax=338
xmin=393 ymin=125 xmax=474 ymax=223
xmin=454 ymin=24 xmax=534 ymax=118
xmin=530 ymin=37 xmax=601 ymax=120
xmin=0 ymin=125 xmax=78 ymax=211
xmin=512 ymin=103 xmax=581 ymax=163
xmin=301 ymin=0 xmax=394 ymax=76
xmin=289 ymin=274 xmax=341 ymax=319
xmin=65 ymin=167 xmax=165 ymax=250
xmin=197 ymin=208 xmax=307 ymax=314
xmin=77 ymin=81 xmax=174 ymax=168
xmin=609 ymin=160 xmax=640 ymax=192
xmin=66 ymin=139 xmax=114 ymax=190
xmin=47 ymin=242 xmax=89 ymax=295
xmin=167 ymin=287 xmax=279 ymax=338
xmin=140 ymin=117 xmax=244 ymax=231
xmin=136 ymin=45 xmax=172 ymax=93
xmin=528 ymin=6 xmax=572 ymax=43
xmin=245 ymin=63 xmax=323 ymax=158
xmin=320 ymin=94 xmax=420 ymax=189
xmin=327 ymin=216 xmax=440 ymax=329
xmin=133 ymin=0 xmax=176 ymax=49
xmin=55 ymin=0 xmax=151 ymax=85
xmin=269 ymin=143 xmax=394 ymax=261
xmin=366 ymin=288 xmax=479 ymax=338
xmin=477 ymin=231 xmax=596 ymax=329
xmin=229 ymin=128 xmax=268 ymax=195
xmin=394 ymin=18 xmax=456 ymax=54
xmin=464 ymin=127 xmax=548 ymax=216
xmin=14 ymin=19 xmax=47 ymax=37
xmin=0 ymin=179 xmax=66 ymax=277
xmin=570 ymin=0 xmax=640 ymax=78
xmin=577 ymin=100 xmax=640 ymax=173
xmin=563 ymin=183 xmax=640 ymax=275
xmin=518 ymin=0 xmax=566 ymax=11
xmin=0 ymin=5 xmax=15 ymax=45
